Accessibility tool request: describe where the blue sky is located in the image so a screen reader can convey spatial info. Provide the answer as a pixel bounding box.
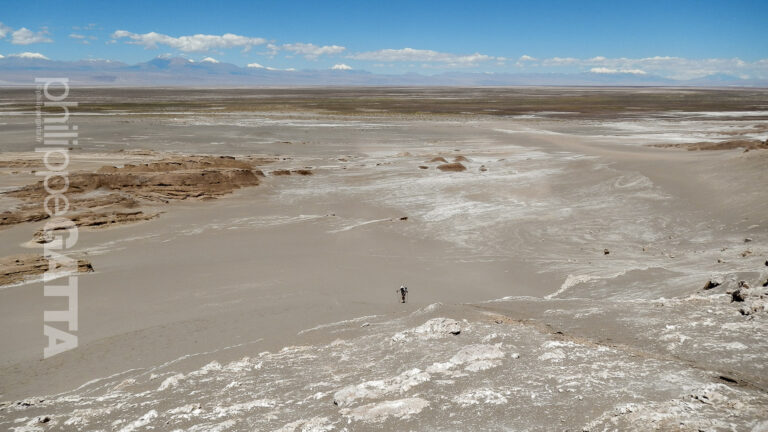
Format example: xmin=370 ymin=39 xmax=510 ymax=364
xmin=1 ymin=0 xmax=767 ymax=78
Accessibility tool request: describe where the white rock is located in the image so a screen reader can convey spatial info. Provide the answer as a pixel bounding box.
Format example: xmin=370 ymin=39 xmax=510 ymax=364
xmin=341 ymin=398 xmax=429 ymax=422
xmin=118 ymin=410 xmax=157 ymax=432
xmin=333 ymin=368 xmax=431 ymax=407
xmin=158 ymin=373 xmax=185 ymax=391
xmin=391 ymin=318 xmax=461 ymax=342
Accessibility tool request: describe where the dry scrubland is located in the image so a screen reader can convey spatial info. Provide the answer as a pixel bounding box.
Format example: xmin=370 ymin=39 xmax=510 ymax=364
xmin=0 ymin=87 xmax=767 ymax=431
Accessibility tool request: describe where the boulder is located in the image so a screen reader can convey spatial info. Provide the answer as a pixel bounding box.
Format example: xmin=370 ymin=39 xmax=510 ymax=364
xmin=437 ymin=163 xmax=466 ymax=172
xmin=391 ymin=318 xmax=462 ymax=342
xmin=731 ymin=289 xmax=747 ymax=302
xmin=739 ymin=298 xmax=768 ymax=316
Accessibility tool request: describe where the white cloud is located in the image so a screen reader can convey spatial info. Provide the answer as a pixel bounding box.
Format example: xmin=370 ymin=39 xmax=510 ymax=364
xmin=0 ymin=54 xmax=4 ymax=59
xmin=200 ymin=56 xmax=219 ymax=63
xmin=112 ymin=30 xmax=266 ymax=52
xmin=0 ymin=22 xmax=11 ymax=38
xmin=349 ymin=47 xmax=496 ymax=67
xmin=590 ymin=67 xmax=616 ymax=74
xmin=541 ymin=57 xmax=579 ymax=66
xmin=281 ymin=43 xmax=345 ymax=59
xmin=516 ymin=54 xmax=538 ymax=67
xmin=247 ymin=62 xmax=265 ymax=68
xmin=11 ymin=27 xmax=53 ymax=45
xmin=72 ymin=24 xmax=98 ymax=31
xmin=8 ymin=52 xmax=50 ymax=60
xmin=590 ymin=67 xmax=646 ymax=75
xmin=331 ymin=63 xmax=352 ymax=70
xmin=514 ymin=55 xmax=768 ymax=80
xmin=69 ymin=33 xmax=96 ymax=44
xmin=263 ymin=43 xmax=279 ymax=56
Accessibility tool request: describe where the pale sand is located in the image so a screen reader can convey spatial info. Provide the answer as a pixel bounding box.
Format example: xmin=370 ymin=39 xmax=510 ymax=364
xmin=0 ymin=88 xmax=767 ymax=429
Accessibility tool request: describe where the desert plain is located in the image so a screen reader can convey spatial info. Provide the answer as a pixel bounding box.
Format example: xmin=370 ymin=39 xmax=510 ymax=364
xmin=0 ymin=87 xmax=767 ymax=431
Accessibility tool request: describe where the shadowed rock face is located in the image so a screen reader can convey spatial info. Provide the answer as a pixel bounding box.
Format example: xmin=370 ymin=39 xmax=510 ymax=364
xmin=0 ymin=254 xmax=94 ymax=287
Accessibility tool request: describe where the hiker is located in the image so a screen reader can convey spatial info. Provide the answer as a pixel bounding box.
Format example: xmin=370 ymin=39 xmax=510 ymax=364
xmin=398 ymin=284 xmax=408 ymax=303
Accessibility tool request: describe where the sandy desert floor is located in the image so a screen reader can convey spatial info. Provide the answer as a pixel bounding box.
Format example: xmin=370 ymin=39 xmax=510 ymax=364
xmin=0 ymin=87 xmax=767 ymax=431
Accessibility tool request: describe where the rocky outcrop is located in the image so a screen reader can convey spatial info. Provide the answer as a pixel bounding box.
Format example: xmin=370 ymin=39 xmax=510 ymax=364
xmin=270 ymin=168 xmax=313 ymax=176
xmin=391 ymin=318 xmax=462 ymax=342
xmin=437 ymin=163 xmax=467 ymax=172
xmin=33 ymin=211 xmax=160 ymax=243
xmin=1 ymin=193 xmax=138 ymax=228
xmin=0 ymin=205 xmax=50 ymax=227
xmin=729 ymin=283 xmax=768 ymax=316
xmin=96 ymin=156 xmax=253 ymax=173
xmin=0 ymin=160 xmax=43 ymax=168
xmin=1 ymin=155 xmax=268 ymax=233
xmin=6 ymin=156 xmax=264 ymax=203
xmin=731 ymin=289 xmax=747 ymax=302
xmin=0 ymin=254 xmax=94 ymax=287
xmin=428 ymin=157 xmax=448 ymax=163
xmin=653 ymin=139 xmax=768 ymax=151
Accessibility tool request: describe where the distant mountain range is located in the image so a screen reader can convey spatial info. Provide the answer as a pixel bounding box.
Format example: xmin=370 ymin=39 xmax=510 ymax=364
xmin=1 ymin=56 xmax=766 ymax=87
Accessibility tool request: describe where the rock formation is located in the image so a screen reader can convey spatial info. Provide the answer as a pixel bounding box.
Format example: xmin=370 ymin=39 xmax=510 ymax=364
xmin=437 ymin=163 xmax=467 ymax=172
xmin=0 ymin=254 xmax=94 ymax=287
